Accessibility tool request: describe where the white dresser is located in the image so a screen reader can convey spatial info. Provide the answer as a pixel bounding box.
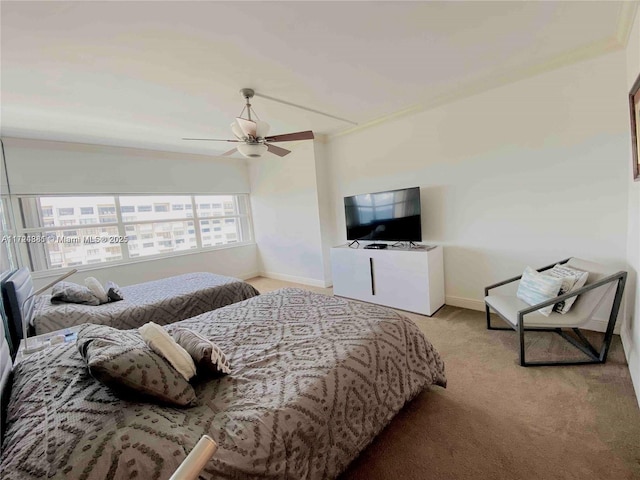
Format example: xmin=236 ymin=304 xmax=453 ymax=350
xmin=330 ymin=245 xmax=445 ymax=316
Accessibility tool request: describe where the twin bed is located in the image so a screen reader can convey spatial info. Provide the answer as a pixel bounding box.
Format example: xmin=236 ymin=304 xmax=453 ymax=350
xmin=1 ymin=269 xmax=260 ymax=344
xmin=0 ymin=277 xmax=446 ymax=479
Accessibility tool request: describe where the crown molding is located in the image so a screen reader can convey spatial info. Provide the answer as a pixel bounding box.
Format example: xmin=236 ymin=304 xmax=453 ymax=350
xmin=616 ymin=1 xmax=639 ymax=47
xmin=331 ymin=3 xmax=638 ymax=140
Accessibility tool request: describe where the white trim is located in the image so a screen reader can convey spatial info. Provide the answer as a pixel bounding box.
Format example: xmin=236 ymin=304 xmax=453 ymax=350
xmin=258 ymin=271 xmax=330 ymax=288
xmin=445 ymin=295 xmax=485 ymax=312
xmin=237 ymin=271 xmax=260 ymax=281
xmin=621 ymin=323 xmax=632 ymax=361
xmin=621 ymin=324 xmax=640 ymax=409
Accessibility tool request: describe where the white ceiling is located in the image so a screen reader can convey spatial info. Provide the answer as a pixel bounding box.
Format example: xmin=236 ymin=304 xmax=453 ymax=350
xmin=0 ymin=1 xmax=635 ymax=156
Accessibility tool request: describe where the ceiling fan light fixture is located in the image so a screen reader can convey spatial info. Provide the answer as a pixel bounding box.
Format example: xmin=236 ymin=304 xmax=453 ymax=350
xmin=237 ymin=143 xmax=268 ymax=158
xmin=230 ymin=121 xmax=245 ymax=139
xmin=255 ymin=120 xmax=271 ymax=138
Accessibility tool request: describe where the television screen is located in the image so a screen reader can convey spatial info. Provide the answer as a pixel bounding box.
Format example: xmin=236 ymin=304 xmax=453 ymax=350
xmin=344 ymin=187 xmax=422 ymax=242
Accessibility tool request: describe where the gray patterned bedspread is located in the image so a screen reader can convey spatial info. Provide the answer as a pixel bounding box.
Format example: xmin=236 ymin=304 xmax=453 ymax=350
xmin=32 ymin=272 xmax=260 ymax=334
xmin=2 ymin=288 xmax=446 ymax=480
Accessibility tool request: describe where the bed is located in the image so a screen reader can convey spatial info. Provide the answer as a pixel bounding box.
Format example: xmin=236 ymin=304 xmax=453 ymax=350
xmin=1 ymin=269 xmax=260 ymax=341
xmin=0 ymin=288 xmax=446 ymax=479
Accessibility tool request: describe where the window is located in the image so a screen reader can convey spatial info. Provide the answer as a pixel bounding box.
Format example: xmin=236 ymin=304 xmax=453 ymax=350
xmin=0 ymin=197 xmax=16 ymax=272
xmin=15 ymin=194 xmax=252 ymax=271
xmin=98 ymin=206 xmax=116 ymax=215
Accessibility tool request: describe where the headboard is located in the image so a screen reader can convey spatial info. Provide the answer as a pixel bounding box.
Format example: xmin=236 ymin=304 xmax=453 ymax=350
xmin=1 ymin=267 xmax=35 ymax=356
xmin=0 ymin=293 xmax=13 ymax=444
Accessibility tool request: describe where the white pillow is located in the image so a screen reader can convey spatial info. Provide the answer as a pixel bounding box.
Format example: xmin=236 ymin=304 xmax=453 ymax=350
xmin=516 ymin=266 xmax=564 ymax=317
xmin=139 ymin=322 xmax=197 ymax=381
xmin=84 ymin=277 xmax=109 ymax=304
xmin=547 ymin=264 xmax=589 ymax=314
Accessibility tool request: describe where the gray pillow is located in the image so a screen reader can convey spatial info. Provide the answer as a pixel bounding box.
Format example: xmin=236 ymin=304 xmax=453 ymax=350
xmin=171 ymin=327 xmax=231 ymax=377
xmin=105 ymin=281 xmax=124 ymax=302
xmin=51 ymin=281 xmax=101 ymax=306
xmin=76 ymin=324 xmax=196 ymax=407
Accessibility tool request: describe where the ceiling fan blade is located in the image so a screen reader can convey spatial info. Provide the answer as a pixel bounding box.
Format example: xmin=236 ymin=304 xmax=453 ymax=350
xmin=235 ymin=118 xmax=257 ymax=137
xmin=266 ymin=143 xmax=291 ymax=157
xmin=264 ymin=130 xmax=315 ymax=142
xmin=221 ymin=148 xmax=238 ymax=156
xmin=182 ymin=138 xmax=240 ymax=142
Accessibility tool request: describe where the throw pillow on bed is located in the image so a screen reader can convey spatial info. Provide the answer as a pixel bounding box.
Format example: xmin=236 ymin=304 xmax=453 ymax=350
xmin=139 ymin=322 xmax=196 ymax=381
xmin=171 ymin=327 xmax=231 ymax=377
xmin=76 ymin=324 xmax=197 ymax=407
xmin=516 ymin=266 xmax=564 ymax=317
xmin=105 ymin=281 xmax=124 ymax=302
xmin=51 ymin=282 xmax=101 ymax=306
xmin=84 ymin=277 xmax=109 ymax=304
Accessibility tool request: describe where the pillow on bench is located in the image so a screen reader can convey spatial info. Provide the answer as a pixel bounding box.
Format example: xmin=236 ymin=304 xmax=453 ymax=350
xmin=545 ymin=264 xmax=589 ymax=314
xmin=516 ymin=266 xmax=564 ymax=317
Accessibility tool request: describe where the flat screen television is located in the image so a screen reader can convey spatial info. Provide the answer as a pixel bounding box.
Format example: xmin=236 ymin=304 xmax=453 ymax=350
xmin=344 ymin=187 xmax=422 ymax=242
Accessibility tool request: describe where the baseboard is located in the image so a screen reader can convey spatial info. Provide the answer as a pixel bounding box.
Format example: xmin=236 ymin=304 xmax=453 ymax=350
xmin=445 ymin=296 xmax=485 ymax=312
xmin=621 ymin=324 xmax=640 ymax=409
xmin=258 ymin=271 xmax=330 ymax=288
xmin=446 ymin=295 xmax=620 ymax=334
xmin=621 ymin=323 xmax=632 ymax=360
xmin=237 ymin=271 xmax=260 ymax=281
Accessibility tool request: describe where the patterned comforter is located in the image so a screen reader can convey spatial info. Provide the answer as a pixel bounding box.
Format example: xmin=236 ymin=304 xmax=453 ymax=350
xmin=32 ymin=272 xmax=260 ymax=334
xmin=2 ymin=288 xmax=446 ymax=480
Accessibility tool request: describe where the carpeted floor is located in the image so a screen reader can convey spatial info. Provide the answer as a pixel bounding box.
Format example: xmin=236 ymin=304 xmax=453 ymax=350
xmin=246 ymin=277 xmax=640 ymax=480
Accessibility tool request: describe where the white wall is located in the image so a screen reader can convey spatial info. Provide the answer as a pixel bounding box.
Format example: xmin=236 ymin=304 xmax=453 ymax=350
xmin=327 ymin=49 xmax=631 ymax=314
xmin=2 ymin=137 xmax=259 ymax=286
xmin=248 ymin=141 xmax=328 ymax=287
xmin=32 ymin=243 xmax=258 ymax=291
xmin=623 ymin=10 xmax=640 ymax=407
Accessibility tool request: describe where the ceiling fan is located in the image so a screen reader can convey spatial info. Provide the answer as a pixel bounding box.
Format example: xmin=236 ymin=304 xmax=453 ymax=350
xmin=183 ymin=88 xmax=315 ymax=158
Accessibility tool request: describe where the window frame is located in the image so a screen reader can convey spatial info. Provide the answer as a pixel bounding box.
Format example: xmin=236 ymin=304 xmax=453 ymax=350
xmin=11 ymin=193 xmax=254 ymax=276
